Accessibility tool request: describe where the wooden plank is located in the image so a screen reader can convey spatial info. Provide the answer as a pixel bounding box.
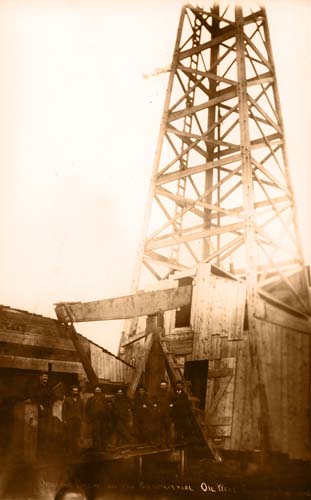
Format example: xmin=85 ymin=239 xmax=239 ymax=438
xmin=255 ymin=299 xmax=310 ymax=334
xmin=157 ymin=152 xmax=241 ymax=186
xmin=207 ymin=375 xmax=232 ymax=416
xmin=207 ymin=416 xmax=232 ymax=426
xmin=208 ymin=368 xmax=233 ymax=378
xmin=191 ymin=264 xmax=213 ymax=360
xmin=228 ymin=338 xmax=255 ymax=451
xmin=0 ymin=354 xmax=84 ymax=374
xmin=55 ymin=286 xmax=192 ymax=323
xmin=256 ymin=320 xmax=280 ymax=451
xmin=146 ymin=222 xmax=244 ymax=251
xmin=164 ymin=339 xmax=193 ymax=355
xmin=65 ymin=321 xmax=98 ymax=386
xmin=0 ymin=341 xmax=80 ymax=362
xmin=0 ymin=329 xmax=75 ymax=351
xmin=127 ymin=333 xmax=153 ymax=398
xmin=179 ymin=24 xmax=237 ymax=61
xmin=280 ymin=326 xmax=288 ymax=455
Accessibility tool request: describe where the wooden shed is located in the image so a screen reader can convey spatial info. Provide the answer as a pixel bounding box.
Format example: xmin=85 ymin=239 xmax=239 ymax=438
xmin=0 ymin=304 xmax=134 ymax=458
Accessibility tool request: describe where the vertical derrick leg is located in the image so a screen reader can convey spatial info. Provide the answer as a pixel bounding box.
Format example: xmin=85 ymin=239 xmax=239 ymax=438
xmin=235 ymin=6 xmax=271 ymax=463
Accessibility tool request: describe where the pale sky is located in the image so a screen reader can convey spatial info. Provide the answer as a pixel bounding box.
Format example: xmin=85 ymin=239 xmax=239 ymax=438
xmin=0 ymin=0 xmax=310 ymax=353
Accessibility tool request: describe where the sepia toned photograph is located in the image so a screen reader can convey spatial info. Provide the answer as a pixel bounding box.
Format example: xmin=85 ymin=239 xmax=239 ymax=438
xmin=0 ymin=1 xmax=311 ymax=498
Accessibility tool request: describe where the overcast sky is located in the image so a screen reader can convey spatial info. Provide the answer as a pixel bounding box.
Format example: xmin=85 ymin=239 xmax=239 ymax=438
xmin=0 ymin=0 xmax=310 ymax=353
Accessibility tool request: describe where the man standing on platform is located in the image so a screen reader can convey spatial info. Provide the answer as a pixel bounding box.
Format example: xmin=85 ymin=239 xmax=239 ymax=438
xmin=62 ymin=385 xmax=84 ymax=455
xmin=157 ymin=379 xmax=173 ymax=447
xmin=25 ymin=371 xmax=53 ymax=455
xmin=85 ymin=385 xmax=109 ymax=450
xmin=112 ymin=388 xmax=134 ymax=446
xmin=132 ymin=385 xmax=150 ymax=444
xmin=171 ymin=380 xmax=192 ymax=443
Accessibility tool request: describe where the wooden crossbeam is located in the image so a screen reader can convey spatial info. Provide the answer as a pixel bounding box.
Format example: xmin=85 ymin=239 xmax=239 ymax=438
xmin=55 ymin=285 xmax=193 ymax=323
xmin=145 ymin=223 xmax=244 ymax=251
xmin=157 ymin=153 xmax=241 ymax=186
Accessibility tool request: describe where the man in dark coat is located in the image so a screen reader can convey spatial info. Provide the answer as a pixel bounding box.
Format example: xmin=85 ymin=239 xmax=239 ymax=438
xmin=112 ymin=388 xmax=134 ymax=446
xmin=148 ymin=399 xmax=162 ymax=445
xmin=171 ymin=380 xmax=192 ymax=443
xmin=156 ymin=379 xmax=173 ymax=447
xmin=132 ymin=385 xmax=150 ymax=444
xmin=85 ymin=385 xmax=110 ymax=450
xmin=62 ymin=385 xmax=84 ymax=454
xmin=25 ymin=372 xmax=53 ymax=454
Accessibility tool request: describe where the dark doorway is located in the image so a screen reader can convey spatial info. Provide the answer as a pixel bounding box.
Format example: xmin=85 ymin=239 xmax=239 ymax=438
xmin=184 ymin=360 xmax=209 ymax=409
xmin=175 ymin=276 xmax=193 ymax=328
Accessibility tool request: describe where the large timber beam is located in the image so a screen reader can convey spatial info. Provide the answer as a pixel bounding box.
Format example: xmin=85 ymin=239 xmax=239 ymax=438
xmin=55 ymin=285 xmax=192 ymax=323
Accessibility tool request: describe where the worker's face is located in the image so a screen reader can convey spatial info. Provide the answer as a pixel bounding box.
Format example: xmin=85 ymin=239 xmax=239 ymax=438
xmin=116 ymin=390 xmax=124 ymax=397
xmin=160 ymin=382 xmax=167 ymax=391
xmin=95 ymin=387 xmax=101 ymax=395
xmin=72 ymin=388 xmax=79 ymax=397
xmin=138 ymin=388 xmax=145 ymax=396
xmin=40 ymin=374 xmax=48 ymax=384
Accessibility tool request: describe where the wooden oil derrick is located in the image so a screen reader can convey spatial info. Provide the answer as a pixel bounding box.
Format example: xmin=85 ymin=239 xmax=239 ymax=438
xmin=55 ymin=3 xmax=311 ymax=465
xmin=119 ymin=4 xmax=311 ymax=462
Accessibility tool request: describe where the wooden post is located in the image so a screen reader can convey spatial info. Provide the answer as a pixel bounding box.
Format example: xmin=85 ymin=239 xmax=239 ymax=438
xmin=64 ymin=307 xmax=99 ymax=387
xmin=235 ymin=6 xmax=271 ymax=464
xmin=144 ymin=314 xmax=166 ymax=397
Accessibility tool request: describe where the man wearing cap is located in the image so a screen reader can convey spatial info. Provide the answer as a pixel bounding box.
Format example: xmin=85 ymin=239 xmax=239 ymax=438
xmin=85 ymin=385 xmax=109 ymax=450
xmin=157 ymin=379 xmax=174 ymax=447
xmin=111 ymin=388 xmax=134 ymax=446
xmin=171 ymin=380 xmax=192 ymax=443
xmin=25 ymin=371 xmax=53 ymax=454
xmin=132 ymin=385 xmax=150 ymax=444
xmin=62 ymin=385 xmax=84 ymax=454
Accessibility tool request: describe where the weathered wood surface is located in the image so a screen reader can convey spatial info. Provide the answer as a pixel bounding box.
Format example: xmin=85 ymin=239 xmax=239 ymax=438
xmin=0 ymin=354 xmax=84 ymax=374
xmin=90 ymin=343 xmax=134 ymax=383
xmin=127 ymin=333 xmax=153 ymax=398
xmin=0 ymin=329 xmax=76 ymax=351
xmin=55 ymin=285 xmax=192 ymax=323
xmin=190 ymin=264 xmax=246 ymax=360
xmin=164 ymin=327 xmax=193 ymax=355
xmin=206 ymin=358 xmax=236 ymax=438
xmin=255 ymin=299 xmax=311 ymax=334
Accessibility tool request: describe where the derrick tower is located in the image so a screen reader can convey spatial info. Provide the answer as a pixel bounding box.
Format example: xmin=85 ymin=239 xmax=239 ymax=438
xmin=128 ymin=3 xmax=310 ymax=320
xmin=55 ymin=4 xmax=311 ymax=461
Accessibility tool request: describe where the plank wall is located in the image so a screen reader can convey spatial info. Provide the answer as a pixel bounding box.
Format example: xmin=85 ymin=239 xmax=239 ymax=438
xmin=187 ymin=264 xmax=311 ymax=460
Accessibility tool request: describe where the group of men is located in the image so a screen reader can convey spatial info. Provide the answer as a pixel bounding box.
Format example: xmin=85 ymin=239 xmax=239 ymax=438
xmin=26 ymin=372 xmax=194 ymax=455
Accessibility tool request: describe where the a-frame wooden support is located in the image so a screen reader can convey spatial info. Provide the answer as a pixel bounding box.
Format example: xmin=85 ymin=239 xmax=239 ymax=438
xmin=127 ymin=312 xmax=223 ymax=462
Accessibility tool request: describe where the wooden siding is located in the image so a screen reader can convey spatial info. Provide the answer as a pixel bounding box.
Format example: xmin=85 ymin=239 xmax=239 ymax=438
xmin=206 ymin=357 xmax=236 ymax=437
xmin=190 ymin=264 xmax=246 ymax=361
xmin=90 ymin=343 xmax=133 ymax=383
xmin=183 ymin=264 xmax=310 ymax=460
xmin=227 ymin=314 xmax=310 ymax=460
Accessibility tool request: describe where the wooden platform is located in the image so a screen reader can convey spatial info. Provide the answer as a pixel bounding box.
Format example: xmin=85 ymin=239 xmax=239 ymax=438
xmin=80 ymin=442 xmax=189 ymax=462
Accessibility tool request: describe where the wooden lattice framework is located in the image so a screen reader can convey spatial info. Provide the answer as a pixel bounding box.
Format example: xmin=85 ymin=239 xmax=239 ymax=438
xmin=129 ymin=3 xmax=310 ymax=318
